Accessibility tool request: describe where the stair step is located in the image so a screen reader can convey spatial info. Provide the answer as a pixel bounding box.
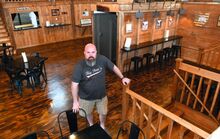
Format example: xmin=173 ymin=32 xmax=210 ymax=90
xmin=149 ymin=104 xmax=184 ymax=138
xmin=0 ymin=29 xmax=7 ymax=32
xmin=174 ymin=102 xmax=218 ymax=133
xmin=0 ymin=37 xmax=10 ymax=43
xmin=0 ymin=26 xmax=5 ymax=29
xmin=0 ymin=33 xmax=8 ymax=38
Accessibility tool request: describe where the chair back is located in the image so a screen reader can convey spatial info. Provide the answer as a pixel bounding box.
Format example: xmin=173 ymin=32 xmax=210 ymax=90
xmin=66 ymin=109 xmax=78 ymax=133
xmin=57 ymin=108 xmax=87 ymax=138
xmin=21 ymin=130 xmax=50 ymax=139
xmin=116 ymin=120 xmax=146 ymax=139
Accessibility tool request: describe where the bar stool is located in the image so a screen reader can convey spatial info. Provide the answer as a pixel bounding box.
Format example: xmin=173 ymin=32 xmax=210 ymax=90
xmin=143 ymin=53 xmax=154 ymax=70
xmin=129 ymin=56 xmax=143 ymax=72
xmin=123 ymin=59 xmax=131 ymax=73
xmin=163 ymin=47 xmax=172 ymax=65
xmin=155 ymin=50 xmax=165 ymax=69
xmin=171 ymin=44 xmax=181 ymax=58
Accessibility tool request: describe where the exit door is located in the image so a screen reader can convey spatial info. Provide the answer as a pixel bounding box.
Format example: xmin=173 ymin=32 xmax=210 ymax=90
xmin=93 ymin=12 xmax=117 ymax=63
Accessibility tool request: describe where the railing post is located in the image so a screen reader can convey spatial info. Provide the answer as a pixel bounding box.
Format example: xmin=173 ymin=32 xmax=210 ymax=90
xmin=146 ymin=106 xmax=153 ymax=139
xmin=197 ymin=48 xmax=204 ymax=65
xmin=172 ymin=58 xmax=182 ymax=100
xmin=122 ymin=83 xmax=130 ymax=122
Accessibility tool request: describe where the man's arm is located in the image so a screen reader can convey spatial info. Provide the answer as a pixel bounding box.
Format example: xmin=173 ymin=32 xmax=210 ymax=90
xmin=71 ymin=81 xmax=80 ymax=112
xmin=113 ymin=65 xmax=130 ymax=85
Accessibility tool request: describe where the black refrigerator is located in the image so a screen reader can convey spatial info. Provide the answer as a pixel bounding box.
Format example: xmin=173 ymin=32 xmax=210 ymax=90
xmin=93 ymin=12 xmax=117 ymax=64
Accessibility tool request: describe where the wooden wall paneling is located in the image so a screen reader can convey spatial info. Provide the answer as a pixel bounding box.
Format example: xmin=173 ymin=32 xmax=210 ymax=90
xmin=139 ymin=12 xmax=154 ymax=44
xmin=4 ymin=2 xmax=74 ymax=49
xmin=7 ymin=5 xmax=46 ymax=48
xmin=14 ymin=28 xmax=45 ymax=49
xmin=73 ymin=3 xmax=93 ymax=25
xmin=177 ymin=3 xmax=220 ymax=64
xmin=152 ymin=11 xmax=166 ymax=40
xmin=117 ymin=0 xmax=133 ymax=3
xmin=40 ymin=4 xmax=73 ymax=43
xmin=59 ymin=4 xmax=72 ymax=24
xmin=117 ymin=11 xmax=124 ymax=70
xmin=123 ymin=13 xmax=138 ymax=46
xmin=73 ymin=3 xmax=93 ymax=38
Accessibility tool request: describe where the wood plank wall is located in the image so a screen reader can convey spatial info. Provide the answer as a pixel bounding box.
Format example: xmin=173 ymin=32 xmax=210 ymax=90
xmin=117 ymin=10 xmax=178 ymax=71
xmin=177 ymin=3 xmax=220 ymax=62
xmin=3 ymin=1 xmax=75 ymax=48
xmin=2 ymin=1 xmax=93 ymax=49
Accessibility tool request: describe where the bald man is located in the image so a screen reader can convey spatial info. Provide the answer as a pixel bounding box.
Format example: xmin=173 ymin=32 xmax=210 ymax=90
xmin=71 ymin=43 xmax=130 ymax=130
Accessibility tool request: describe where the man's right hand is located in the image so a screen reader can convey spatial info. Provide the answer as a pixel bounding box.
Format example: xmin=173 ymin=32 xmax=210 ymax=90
xmin=72 ymin=101 xmax=80 ymax=113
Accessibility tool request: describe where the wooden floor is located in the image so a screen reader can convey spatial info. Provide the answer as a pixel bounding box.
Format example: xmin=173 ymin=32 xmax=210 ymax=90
xmin=0 ymin=38 xmax=176 ymax=139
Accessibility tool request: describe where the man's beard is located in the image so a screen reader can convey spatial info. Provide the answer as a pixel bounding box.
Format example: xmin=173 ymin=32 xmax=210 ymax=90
xmin=86 ymin=56 xmax=96 ymax=67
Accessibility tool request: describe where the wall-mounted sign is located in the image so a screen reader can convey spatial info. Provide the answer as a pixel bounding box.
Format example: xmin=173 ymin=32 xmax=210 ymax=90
xmin=194 ymin=13 xmax=209 ymax=27
xmin=126 ymin=23 xmax=132 ymax=33
xmin=17 ymin=7 xmax=31 ymax=11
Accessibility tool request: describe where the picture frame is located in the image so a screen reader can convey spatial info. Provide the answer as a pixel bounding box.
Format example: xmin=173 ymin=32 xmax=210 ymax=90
xmin=155 ymin=19 xmax=162 ymax=29
xmin=194 ymin=13 xmax=209 ymax=27
xmin=51 ymin=9 xmax=60 ymax=16
xmin=142 ymin=20 xmax=148 ymax=31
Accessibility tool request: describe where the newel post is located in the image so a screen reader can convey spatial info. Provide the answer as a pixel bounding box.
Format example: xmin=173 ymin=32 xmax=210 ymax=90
xmin=173 ymin=58 xmax=183 ymax=100
xmin=122 ymin=83 xmax=130 ymax=122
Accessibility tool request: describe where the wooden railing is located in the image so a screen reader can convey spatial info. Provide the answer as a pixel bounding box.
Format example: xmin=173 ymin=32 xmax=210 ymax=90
xmin=122 ymin=84 xmax=210 ymax=139
xmin=198 ymin=45 xmax=220 ymax=70
xmin=181 ymin=45 xmax=220 ymax=71
xmin=174 ymin=58 xmax=220 ymax=124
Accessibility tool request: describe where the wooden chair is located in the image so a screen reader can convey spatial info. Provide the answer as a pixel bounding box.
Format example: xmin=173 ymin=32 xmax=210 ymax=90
xmin=4 ymin=57 xmax=34 ymax=95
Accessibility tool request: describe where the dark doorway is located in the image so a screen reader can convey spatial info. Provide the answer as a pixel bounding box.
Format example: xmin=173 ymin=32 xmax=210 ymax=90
xmin=93 ymin=12 xmax=117 ymax=64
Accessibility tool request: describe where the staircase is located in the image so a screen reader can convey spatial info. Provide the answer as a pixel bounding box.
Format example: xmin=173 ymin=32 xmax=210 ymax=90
xmin=120 ymin=58 xmax=220 ymax=139
xmin=145 ymin=102 xmax=217 ymax=139
xmin=0 ymin=17 xmax=11 ymax=45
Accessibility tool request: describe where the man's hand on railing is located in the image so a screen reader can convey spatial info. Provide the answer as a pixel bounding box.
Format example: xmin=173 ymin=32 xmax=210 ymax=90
xmin=121 ymin=77 xmax=130 ymax=85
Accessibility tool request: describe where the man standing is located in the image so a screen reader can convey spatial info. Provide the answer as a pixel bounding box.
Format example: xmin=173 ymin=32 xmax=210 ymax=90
xmin=71 ymin=43 xmax=130 ymax=129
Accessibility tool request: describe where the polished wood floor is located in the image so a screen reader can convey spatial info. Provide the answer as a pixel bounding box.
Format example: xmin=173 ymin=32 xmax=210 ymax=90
xmin=0 ymin=38 xmax=175 ymax=139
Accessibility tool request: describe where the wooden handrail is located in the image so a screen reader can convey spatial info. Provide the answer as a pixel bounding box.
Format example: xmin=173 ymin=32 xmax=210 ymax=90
xmin=201 ymin=45 xmax=220 ymax=54
xmin=122 ymin=84 xmax=210 ymax=138
xmin=133 ymin=98 xmax=162 ymax=139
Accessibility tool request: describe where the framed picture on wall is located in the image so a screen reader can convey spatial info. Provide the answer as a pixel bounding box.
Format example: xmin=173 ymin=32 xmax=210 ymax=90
xmin=194 ymin=13 xmax=209 ymax=27
xmin=51 ymin=9 xmax=60 ymax=16
xmin=155 ymin=19 xmax=162 ymax=29
xmin=142 ymin=20 xmax=148 ymax=31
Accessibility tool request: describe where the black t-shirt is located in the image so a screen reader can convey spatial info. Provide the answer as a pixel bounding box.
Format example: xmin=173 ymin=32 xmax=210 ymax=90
xmin=72 ymin=55 xmax=114 ymax=100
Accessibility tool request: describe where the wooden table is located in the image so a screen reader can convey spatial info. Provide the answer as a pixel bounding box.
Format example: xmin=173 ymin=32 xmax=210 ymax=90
xmin=69 ymin=123 xmax=111 ymax=139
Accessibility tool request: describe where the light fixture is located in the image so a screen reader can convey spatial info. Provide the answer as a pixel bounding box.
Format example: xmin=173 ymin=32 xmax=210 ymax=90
xmin=135 ymin=10 xmax=143 ymax=19
xmin=179 ymin=8 xmax=186 ymax=15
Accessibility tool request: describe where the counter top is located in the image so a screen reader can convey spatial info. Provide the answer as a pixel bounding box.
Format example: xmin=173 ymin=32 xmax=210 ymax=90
xmin=45 ymin=23 xmax=71 ymax=28
xmin=121 ymin=35 xmax=183 ymax=52
xmin=13 ymin=26 xmax=41 ymax=31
